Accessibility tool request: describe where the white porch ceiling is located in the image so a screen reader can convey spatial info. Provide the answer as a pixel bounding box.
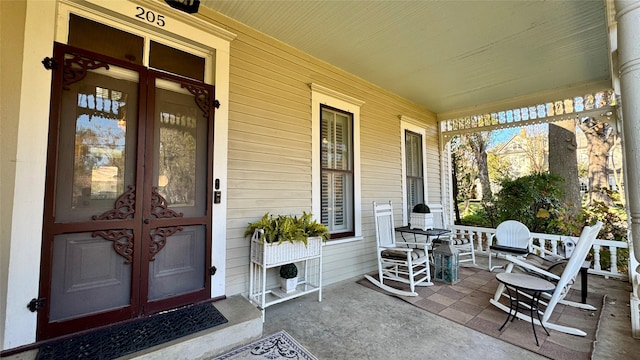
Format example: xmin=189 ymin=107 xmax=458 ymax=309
xmin=200 ymin=0 xmax=611 ymax=116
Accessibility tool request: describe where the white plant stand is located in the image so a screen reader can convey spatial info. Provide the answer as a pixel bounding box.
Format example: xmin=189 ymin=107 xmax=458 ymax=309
xmin=248 ymin=230 xmax=323 ymax=318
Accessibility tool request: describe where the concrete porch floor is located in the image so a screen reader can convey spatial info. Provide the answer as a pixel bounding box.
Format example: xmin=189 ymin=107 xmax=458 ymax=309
xmin=260 ymin=255 xmax=640 ymax=360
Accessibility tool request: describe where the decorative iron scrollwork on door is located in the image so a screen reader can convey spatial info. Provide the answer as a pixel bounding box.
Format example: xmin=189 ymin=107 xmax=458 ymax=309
xmin=149 ymin=226 xmax=184 ymax=261
xmin=92 ymin=229 xmax=134 ymax=264
xmin=181 ymin=83 xmax=212 ymax=118
xmin=150 ymin=186 xmax=183 ymax=219
xmin=93 ymin=185 xmax=136 ymax=220
xmin=148 ymin=187 xmax=184 ymax=260
xmin=62 ymin=53 xmax=110 ymax=90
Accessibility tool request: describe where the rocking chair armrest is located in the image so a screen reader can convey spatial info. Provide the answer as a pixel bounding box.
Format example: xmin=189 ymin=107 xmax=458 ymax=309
xmin=395 ymin=241 xmax=430 ymax=250
xmin=379 ymin=246 xmax=413 ymax=253
xmin=504 ymin=254 xmax=561 ymax=281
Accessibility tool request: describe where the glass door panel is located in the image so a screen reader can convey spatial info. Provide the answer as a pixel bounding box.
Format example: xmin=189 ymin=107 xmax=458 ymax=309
xmin=153 ymin=78 xmax=208 ymax=217
xmin=54 ymin=65 xmax=139 ymax=223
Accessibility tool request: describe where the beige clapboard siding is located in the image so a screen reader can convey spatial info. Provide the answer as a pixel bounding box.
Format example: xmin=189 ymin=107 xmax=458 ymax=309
xmin=202 ymin=9 xmax=440 ymax=295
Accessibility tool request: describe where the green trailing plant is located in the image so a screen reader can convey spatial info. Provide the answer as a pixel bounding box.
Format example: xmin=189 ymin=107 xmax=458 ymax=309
xmin=279 ymin=263 xmax=298 ymax=279
xmin=412 ymin=203 xmax=431 ymax=213
xmin=244 ymin=212 xmax=329 ymax=245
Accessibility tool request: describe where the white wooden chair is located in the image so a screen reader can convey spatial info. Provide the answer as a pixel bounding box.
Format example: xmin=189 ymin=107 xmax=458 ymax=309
xmin=488 ymin=220 xmax=532 ymax=271
xmin=489 ymin=221 xmax=603 ymax=336
xmin=428 ymin=204 xmax=476 ymax=265
xmin=364 ymin=201 xmax=433 ymax=296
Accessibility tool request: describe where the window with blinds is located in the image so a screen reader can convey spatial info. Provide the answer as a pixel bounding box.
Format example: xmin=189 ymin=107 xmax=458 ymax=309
xmin=321 ymin=105 xmax=354 ymax=238
xmin=405 ymin=130 xmax=424 ymax=215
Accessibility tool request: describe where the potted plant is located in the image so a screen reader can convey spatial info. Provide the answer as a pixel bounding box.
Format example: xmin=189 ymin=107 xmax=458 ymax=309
xmin=279 ymin=263 xmax=299 ymax=293
xmin=410 ymin=203 xmax=434 ymax=230
xmin=245 ymin=212 xmax=329 ymax=267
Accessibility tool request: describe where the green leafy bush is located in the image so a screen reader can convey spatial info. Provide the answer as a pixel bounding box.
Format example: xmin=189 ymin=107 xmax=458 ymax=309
xmin=492 ymin=172 xmax=566 ymax=233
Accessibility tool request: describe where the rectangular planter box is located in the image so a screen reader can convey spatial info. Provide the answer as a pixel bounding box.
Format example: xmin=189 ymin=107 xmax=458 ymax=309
xmin=251 ymin=233 xmax=322 ymax=267
xmin=410 ymin=212 xmax=434 ymax=231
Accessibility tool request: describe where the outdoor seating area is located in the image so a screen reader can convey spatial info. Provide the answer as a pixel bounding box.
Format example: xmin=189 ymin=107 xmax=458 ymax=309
xmin=491 ymin=221 xmax=604 ymax=337
xmin=353 ymin=205 xmax=635 ymax=359
xmin=262 ymin=253 xmax=638 ymax=360
xmin=365 ymin=201 xmax=480 ymax=297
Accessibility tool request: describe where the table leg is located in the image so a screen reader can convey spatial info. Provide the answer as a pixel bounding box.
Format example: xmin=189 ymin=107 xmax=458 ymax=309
xmin=530 ymin=291 xmax=550 ymax=346
xmin=499 ymin=286 xmax=549 ymax=347
xmin=499 ymin=285 xmax=517 ymax=331
xmin=581 ymin=266 xmax=588 ymax=304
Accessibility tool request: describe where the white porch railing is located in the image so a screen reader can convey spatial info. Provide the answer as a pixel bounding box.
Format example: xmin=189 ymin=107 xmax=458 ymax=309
xmin=450 ymin=224 xmax=629 ymax=280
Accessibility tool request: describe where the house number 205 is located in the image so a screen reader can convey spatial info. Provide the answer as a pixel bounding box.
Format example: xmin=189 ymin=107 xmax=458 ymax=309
xmin=135 ymin=6 xmax=166 ymax=27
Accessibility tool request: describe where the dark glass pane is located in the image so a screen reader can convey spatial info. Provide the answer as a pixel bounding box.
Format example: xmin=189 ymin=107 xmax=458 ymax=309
xmin=154 ymin=78 xmax=208 ymax=217
xmin=68 ymin=14 xmax=143 ymax=65
xmin=55 ymin=58 xmax=139 ymax=223
xmin=150 ymin=41 xmax=205 ymax=81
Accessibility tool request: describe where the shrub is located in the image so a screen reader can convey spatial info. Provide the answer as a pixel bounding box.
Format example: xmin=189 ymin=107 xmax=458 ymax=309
xmin=279 ymin=263 xmax=298 ymax=279
xmin=412 ymin=203 xmax=431 ymax=213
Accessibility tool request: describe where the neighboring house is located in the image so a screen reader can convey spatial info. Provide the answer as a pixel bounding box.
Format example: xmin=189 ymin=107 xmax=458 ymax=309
xmin=492 ymin=128 xmax=548 ymax=178
xmin=492 ymin=126 xmax=623 ymax=194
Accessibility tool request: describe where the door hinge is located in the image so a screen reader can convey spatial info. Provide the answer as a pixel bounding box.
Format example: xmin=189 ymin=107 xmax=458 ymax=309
xmin=42 ymin=57 xmax=57 ymax=70
xmin=209 ymin=266 xmax=217 ymax=276
xmin=27 ymin=298 xmax=45 ymax=312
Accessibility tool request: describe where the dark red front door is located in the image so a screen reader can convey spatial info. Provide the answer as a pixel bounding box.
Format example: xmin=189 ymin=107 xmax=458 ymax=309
xmin=38 ymin=43 xmax=214 ymax=339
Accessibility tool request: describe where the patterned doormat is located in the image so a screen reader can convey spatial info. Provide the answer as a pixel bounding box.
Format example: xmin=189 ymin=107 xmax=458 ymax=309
xmin=36 ymin=301 xmax=228 ymax=359
xmin=213 ymin=330 xmax=317 ymax=360
xmin=358 ymin=266 xmax=604 ymax=360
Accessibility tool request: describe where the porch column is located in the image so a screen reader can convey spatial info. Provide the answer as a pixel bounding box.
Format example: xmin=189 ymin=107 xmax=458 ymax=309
xmin=615 ymin=0 xmax=640 ymax=338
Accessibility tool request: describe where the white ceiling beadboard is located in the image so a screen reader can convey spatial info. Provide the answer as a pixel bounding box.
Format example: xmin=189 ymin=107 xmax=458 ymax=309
xmin=201 ymin=0 xmax=611 ymax=116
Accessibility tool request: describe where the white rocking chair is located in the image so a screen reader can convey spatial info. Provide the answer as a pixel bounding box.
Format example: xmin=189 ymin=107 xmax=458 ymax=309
xmin=488 ymin=220 xmax=532 ymax=272
xmin=489 ymin=221 xmax=603 ymax=336
xmin=365 ymin=201 xmax=433 ymax=296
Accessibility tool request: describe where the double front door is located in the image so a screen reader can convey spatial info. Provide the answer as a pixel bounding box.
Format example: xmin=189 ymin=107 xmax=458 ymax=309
xmin=38 ymin=43 xmax=215 ymax=339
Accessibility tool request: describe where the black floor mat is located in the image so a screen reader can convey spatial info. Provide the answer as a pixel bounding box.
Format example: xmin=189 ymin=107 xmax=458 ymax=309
xmin=37 ymin=301 xmax=228 ymax=359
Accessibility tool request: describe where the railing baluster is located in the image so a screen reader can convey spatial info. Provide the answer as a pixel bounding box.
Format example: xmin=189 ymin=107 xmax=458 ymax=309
xmin=610 ymin=245 xmax=618 ymax=275
xmin=593 ymin=245 xmax=602 ymax=271
xmin=550 ymin=239 xmax=558 ymax=256
xmin=449 ymin=224 xmax=628 ymax=279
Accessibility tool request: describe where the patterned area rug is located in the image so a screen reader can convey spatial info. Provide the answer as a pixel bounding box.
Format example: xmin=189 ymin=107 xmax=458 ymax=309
xmin=358 ymin=266 xmax=604 ymax=360
xmin=37 ymin=301 xmax=228 ymax=359
xmin=213 ymin=330 xmax=317 ymax=360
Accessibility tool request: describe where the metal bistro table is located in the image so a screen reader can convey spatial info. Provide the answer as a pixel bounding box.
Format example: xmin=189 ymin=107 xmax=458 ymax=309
xmin=496 ymin=272 xmax=556 ymax=346
xmin=394 ymin=226 xmax=451 ymax=243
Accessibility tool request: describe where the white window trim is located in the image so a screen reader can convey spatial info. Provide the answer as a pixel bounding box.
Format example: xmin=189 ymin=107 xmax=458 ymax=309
xmin=311 ymin=84 xmax=364 ymax=244
xmin=400 ymin=116 xmax=429 ymax=225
